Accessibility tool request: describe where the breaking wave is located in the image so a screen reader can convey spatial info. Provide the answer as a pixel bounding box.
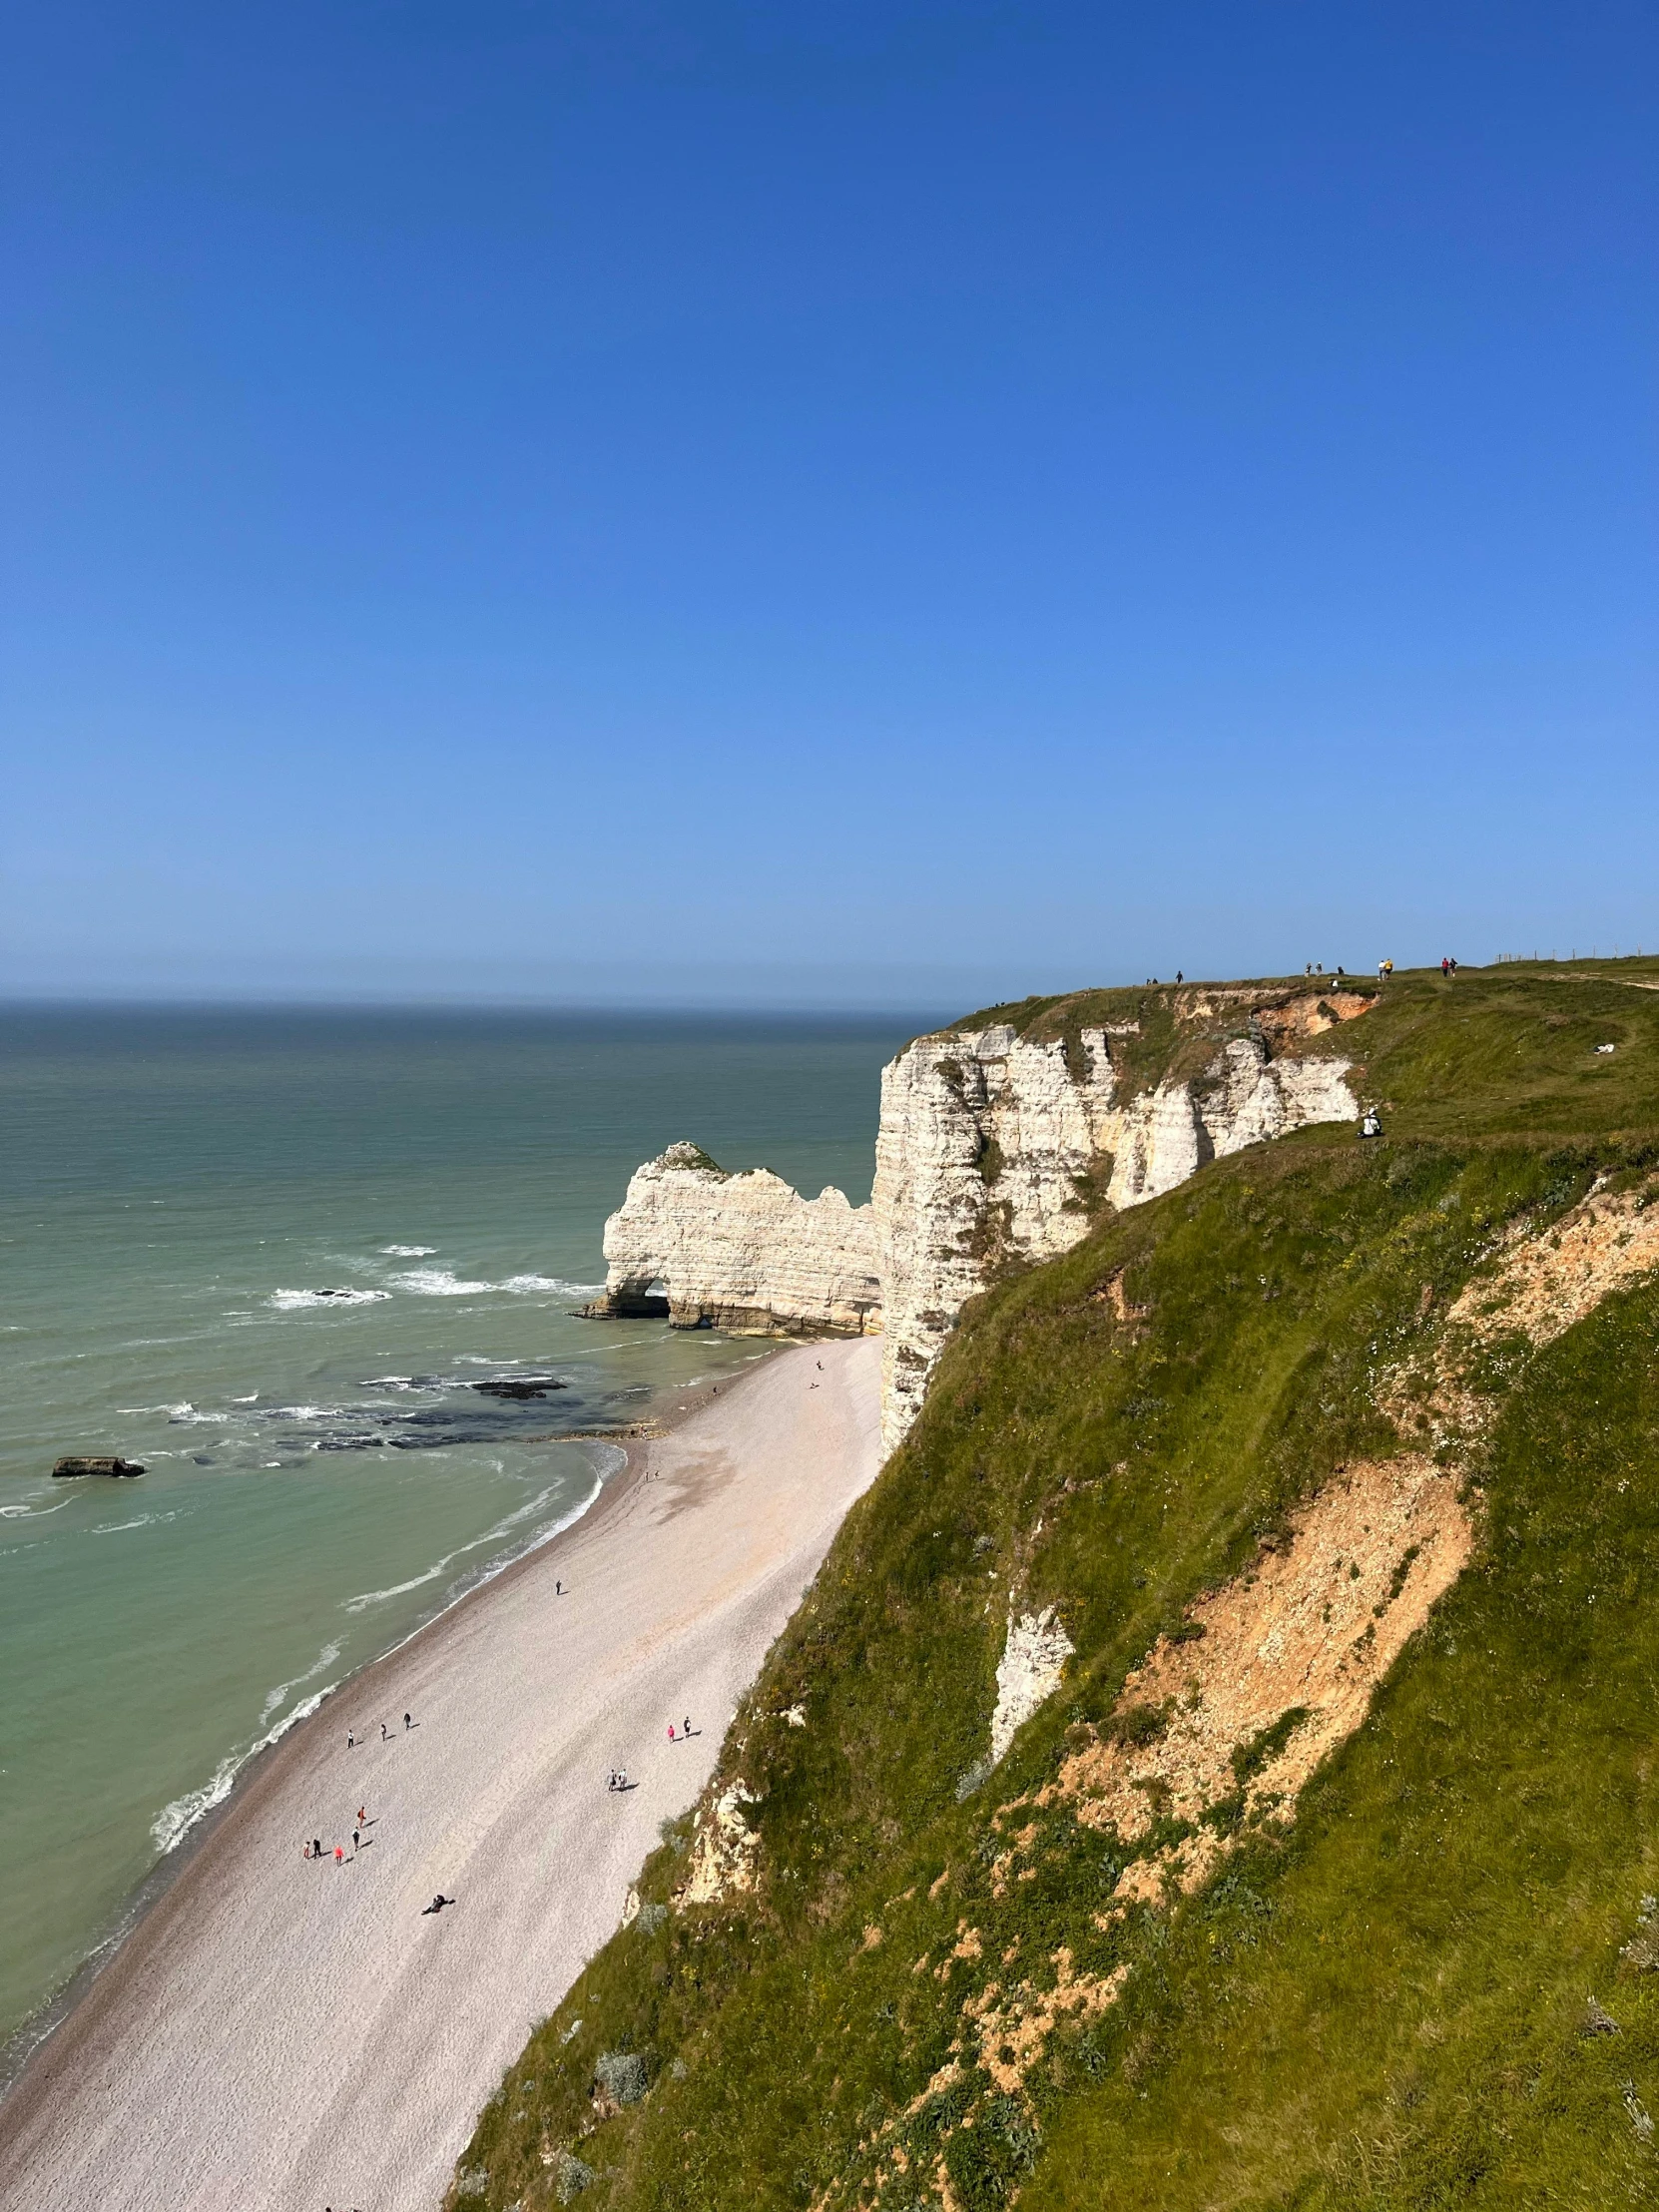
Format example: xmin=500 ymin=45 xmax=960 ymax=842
xmin=388 ymin=1267 xmax=599 ymax=1299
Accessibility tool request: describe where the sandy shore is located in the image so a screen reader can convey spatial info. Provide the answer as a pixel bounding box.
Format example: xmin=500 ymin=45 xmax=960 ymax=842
xmin=0 ymin=1337 xmax=881 ymax=2212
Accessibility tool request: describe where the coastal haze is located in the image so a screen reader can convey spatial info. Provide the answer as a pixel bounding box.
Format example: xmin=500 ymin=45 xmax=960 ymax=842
xmin=0 ymin=1007 xmax=919 ymax=2061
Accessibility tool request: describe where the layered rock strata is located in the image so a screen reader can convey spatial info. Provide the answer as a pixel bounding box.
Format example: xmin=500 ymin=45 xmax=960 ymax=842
xmin=874 ymin=1020 xmax=1359 ymax=1448
xmin=591 ymin=1143 xmax=882 ymax=1337
xmin=592 ymin=990 xmax=1367 ymax=1443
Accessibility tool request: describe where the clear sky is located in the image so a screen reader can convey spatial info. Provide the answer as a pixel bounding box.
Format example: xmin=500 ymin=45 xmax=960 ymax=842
xmin=3 ymin=2 xmax=1654 ymax=1007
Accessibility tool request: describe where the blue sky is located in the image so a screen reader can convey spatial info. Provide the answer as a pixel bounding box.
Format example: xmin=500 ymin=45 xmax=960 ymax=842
xmin=3 ymin=1 xmax=1654 ymax=1006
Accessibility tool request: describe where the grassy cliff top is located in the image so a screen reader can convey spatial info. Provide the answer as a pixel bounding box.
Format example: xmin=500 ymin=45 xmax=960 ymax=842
xmin=451 ymin=960 xmax=1659 ymax=2212
xmin=932 ymin=960 xmax=1659 ymax=1136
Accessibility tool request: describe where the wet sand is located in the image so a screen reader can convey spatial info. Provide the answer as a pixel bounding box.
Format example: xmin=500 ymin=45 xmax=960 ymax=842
xmin=0 ymin=1337 xmax=881 ymax=2212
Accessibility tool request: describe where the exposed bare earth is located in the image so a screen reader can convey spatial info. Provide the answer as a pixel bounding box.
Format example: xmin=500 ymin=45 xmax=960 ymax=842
xmin=1035 ymin=1455 xmax=1472 ymax=1905
xmin=1389 ymin=1176 xmax=1659 ymax=1441
xmin=0 ymin=1341 xmax=881 ymax=2212
xmin=833 ymin=1177 xmax=1659 ymax=2210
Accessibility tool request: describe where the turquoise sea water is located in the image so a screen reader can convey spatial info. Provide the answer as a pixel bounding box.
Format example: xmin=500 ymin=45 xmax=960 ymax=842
xmin=0 ymin=1007 xmax=918 ymax=2050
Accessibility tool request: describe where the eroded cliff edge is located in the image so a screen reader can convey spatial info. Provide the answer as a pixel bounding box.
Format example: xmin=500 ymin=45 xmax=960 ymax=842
xmin=590 ymin=981 xmax=1371 ymax=1443
xmin=591 ymin=1142 xmax=882 ymax=1337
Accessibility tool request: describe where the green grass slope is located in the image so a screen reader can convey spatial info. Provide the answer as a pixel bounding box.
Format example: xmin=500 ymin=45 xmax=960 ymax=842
xmin=450 ymin=962 xmax=1659 ymax=2212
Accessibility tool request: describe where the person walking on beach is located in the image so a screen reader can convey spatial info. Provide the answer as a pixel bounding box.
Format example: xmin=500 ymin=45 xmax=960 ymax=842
xmin=684 ymin=1715 xmax=693 ymax=1736
xmin=404 ymin=1711 xmax=412 ymax=1730
xmin=381 ymin=1722 xmax=388 ymax=1741
xmin=334 ymin=1846 xmax=344 ymax=1864
xmin=668 ymin=1724 xmax=676 ymax=1742
xmin=313 ymin=1837 xmax=322 ymax=1860
xmin=346 ymin=1729 xmax=355 ymax=1749
xmin=352 ymin=1828 xmax=360 ymax=1855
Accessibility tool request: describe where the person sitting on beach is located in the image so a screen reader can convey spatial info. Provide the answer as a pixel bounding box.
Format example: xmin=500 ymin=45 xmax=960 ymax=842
xmin=421 ymin=1894 xmax=454 ymax=1915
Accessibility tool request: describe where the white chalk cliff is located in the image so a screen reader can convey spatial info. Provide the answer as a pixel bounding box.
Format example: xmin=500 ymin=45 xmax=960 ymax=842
xmin=594 ymin=1142 xmax=882 ymax=1337
xmin=592 ymin=989 xmax=1368 ymax=1445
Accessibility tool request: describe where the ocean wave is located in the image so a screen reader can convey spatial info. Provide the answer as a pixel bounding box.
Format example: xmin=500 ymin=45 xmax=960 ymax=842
xmin=341 ymin=1474 xmax=583 ymax=1614
xmin=341 ymin=1563 xmax=447 ymax=1612
xmin=0 ymin=1494 xmax=71 ymax=1520
xmin=151 ymin=1681 xmax=337 ymax=1856
xmin=260 ymin=1638 xmax=343 ymax=1724
xmin=269 ymin=1287 xmax=393 ymax=1311
xmin=381 ymin=1244 xmax=437 ymax=1257
xmin=90 ymin=1511 xmax=180 ymax=1536
xmin=388 ymin=1267 xmax=601 ymax=1299
xmin=152 ymin=1757 xmax=240 ymax=1855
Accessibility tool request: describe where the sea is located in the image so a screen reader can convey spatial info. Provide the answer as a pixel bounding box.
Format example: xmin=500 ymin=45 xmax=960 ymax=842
xmin=0 ymin=1005 xmax=922 ymax=2058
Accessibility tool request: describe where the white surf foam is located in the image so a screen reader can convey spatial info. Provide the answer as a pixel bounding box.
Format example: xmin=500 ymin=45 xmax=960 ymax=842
xmin=260 ymin=1639 xmax=343 ymax=1724
xmin=151 ymin=1680 xmax=339 ymax=1856
xmin=381 ymin=1244 xmax=437 ymax=1257
xmin=340 ymin=1470 xmax=595 ymax=1615
xmin=90 ymin=1511 xmax=180 ymax=1536
xmin=388 ymin=1267 xmax=601 ymax=1299
xmin=268 ymin=1288 xmax=393 ymax=1311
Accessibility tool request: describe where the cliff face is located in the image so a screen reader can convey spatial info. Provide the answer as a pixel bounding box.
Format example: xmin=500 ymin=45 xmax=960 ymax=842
xmin=874 ymin=1013 xmax=1360 ymax=1449
xmin=594 ymin=1142 xmax=882 ymax=1337
xmin=872 ymin=1025 xmax=1121 ymax=1448
xmin=592 ymin=987 xmax=1367 ymax=1438
xmin=454 ymin=963 xmax=1659 ymax=2212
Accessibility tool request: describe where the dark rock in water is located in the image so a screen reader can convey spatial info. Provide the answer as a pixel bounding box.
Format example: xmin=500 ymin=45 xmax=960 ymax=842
xmin=472 ymin=1378 xmax=568 ymax=1400
xmin=315 ymin=1435 xmax=386 ymax=1451
xmin=387 ymin=1428 xmax=499 ymax=1449
xmin=53 ymin=1456 xmax=146 ymax=1478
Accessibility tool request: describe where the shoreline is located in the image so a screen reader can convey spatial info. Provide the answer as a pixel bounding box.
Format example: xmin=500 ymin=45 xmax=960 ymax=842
xmin=0 ymin=1337 xmax=881 ymax=2211
xmin=0 ymin=1360 xmax=745 ymax=2103
xmin=0 ymin=1427 xmax=621 ymax=2104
